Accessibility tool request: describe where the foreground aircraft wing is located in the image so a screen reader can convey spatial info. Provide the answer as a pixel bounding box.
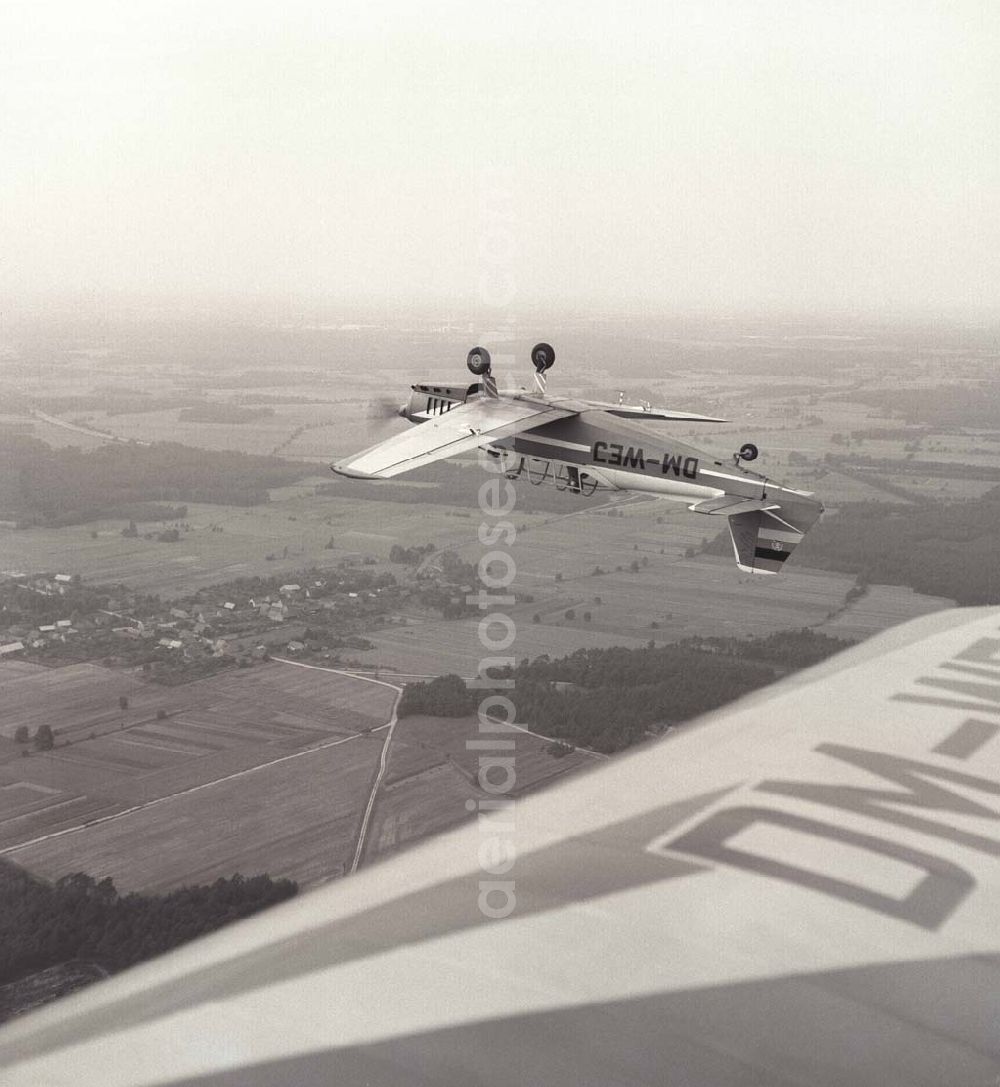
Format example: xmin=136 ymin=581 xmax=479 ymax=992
xmin=3 ymin=606 xmax=1000 ymax=1085
xmin=331 ymin=396 xmax=576 ymax=479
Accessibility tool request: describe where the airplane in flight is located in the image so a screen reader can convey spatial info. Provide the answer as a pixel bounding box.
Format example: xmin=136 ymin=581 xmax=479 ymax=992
xmin=1 ymin=604 xmax=998 ymax=1084
xmin=332 ymin=344 xmax=824 ymax=574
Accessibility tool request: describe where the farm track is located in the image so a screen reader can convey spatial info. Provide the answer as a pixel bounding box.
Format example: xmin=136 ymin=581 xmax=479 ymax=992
xmin=269 ymin=657 xmax=405 ymax=874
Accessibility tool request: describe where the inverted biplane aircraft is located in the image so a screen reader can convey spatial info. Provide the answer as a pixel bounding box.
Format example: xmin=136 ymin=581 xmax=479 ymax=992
xmin=332 ymin=343 xmax=823 ymax=573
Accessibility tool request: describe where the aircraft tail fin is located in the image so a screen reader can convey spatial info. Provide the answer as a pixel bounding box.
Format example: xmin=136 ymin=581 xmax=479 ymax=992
xmin=727 ymin=506 xmax=818 ymax=575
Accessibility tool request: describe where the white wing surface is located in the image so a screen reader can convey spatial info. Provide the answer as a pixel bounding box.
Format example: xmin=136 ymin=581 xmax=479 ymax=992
xmin=332 ymin=396 xmax=576 ymax=479
xmin=2 ymin=607 xmax=1000 ymax=1085
xmin=604 ymin=405 xmax=729 ymax=422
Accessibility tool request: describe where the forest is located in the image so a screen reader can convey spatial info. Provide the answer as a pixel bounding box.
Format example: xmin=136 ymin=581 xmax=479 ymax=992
xmin=695 ymin=486 xmax=1000 ymax=605
xmin=0 ymin=864 xmax=296 ymax=1019
xmin=837 ymin=383 xmax=1000 ymax=429
xmin=793 ymin=488 xmax=1000 ymax=604
xmin=0 ymin=434 xmax=310 ymax=526
xmin=398 ymin=628 xmax=853 ymax=753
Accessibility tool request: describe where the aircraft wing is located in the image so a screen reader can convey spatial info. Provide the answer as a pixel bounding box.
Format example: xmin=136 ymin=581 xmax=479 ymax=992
xmin=603 ymin=405 xmax=729 ymax=423
xmin=331 ymin=396 xmax=577 ymax=479
xmin=2 ymin=607 xmax=1000 ymax=1085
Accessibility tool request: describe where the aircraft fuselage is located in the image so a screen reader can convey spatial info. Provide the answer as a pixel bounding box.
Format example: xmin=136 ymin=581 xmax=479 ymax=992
xmin=489 ymin=409 xmax=821 ymax=527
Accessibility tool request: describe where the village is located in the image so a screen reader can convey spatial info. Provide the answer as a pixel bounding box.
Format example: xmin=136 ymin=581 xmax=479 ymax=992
xmin=0 ymin=558 xmax=472 ymax=682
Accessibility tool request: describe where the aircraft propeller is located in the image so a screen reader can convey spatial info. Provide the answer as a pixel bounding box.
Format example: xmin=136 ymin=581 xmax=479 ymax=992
xmin=365 ymin=395 xmax=407 ymax=424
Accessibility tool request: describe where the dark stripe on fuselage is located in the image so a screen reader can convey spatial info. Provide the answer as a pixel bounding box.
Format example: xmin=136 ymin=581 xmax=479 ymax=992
xmin=754 ymin=546 xmax=790 ymax=563
xmin=507 ymin=435 xmax=592 ymax=467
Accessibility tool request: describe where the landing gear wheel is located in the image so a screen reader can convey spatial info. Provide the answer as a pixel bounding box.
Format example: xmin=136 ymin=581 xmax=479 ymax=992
xmin=467 ymin=346 xmax=492 ymax=376
xmin=530 ymin=342 xmax=555 ymax=372
xmin=738 ymin=442 xmax=759 ymax=462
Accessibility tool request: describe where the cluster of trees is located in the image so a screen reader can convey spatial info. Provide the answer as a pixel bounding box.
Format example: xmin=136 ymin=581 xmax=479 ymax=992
xmin=0 ymin=865 xmax=297 ymax=1005
xmin=13 ymin=725 xmax=53 ymax=751
xmin=678 ymin=628 xmax=855 ymax=670
xmin=847 ymin=426 xmax=930 ymax=442
xmin=398 ymin=629 xmax=854 ymax=753
xmin=0 ymin=434 xmax=309 ymax=527
xmin=120 ymin=506 xmax=189 ymax=534
xmin=413 ymin=587 xmax=478 ymax=620
xmin=398 ymin=674 xmax=473 ymax=717
xmin=0 ymin=577 xmax=162 ymax=628
xmin=795 ymin=489 xmax=1000 ymax=604
xmin=389 ymin=543 xmax=435 ymax=565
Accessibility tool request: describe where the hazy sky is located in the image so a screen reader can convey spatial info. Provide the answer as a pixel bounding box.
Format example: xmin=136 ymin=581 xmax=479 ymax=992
xmin=1 ymin=1 xmax=997 ymax=315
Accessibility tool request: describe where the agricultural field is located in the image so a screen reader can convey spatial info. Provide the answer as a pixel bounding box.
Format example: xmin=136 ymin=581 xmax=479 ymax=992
xmin=815 ymin=584 xmax=955 ymax=641
xmin=0 ymin=486 xmax=532 ymax=597
xmin=364 ymin=713 xmax=598 ymax=864
xmin=0 ymin=414 xmax=109 ymax=452
xmin=82 ymin=401 xmax=344 ymax=457
xmin=2 ymin=673 xmax=601 ymax=891
xmin=356 ymin=555 xmax=863 ymax=676
xmin=8 ymin=736 xmax=384 ymax=892
xmin=358 ymin=536 xmax=955 ymax=677
xmin=0 ymin=661 xmax=395 ymax=878
xmin=0 ymin=660 xmax=164 ymax=741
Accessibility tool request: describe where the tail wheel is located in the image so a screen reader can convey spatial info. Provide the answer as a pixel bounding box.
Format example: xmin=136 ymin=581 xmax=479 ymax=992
xmin=738 ymin=442 xmax=759 ymax=462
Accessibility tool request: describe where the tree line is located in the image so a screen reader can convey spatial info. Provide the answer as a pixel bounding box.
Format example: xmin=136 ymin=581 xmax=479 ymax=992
xmin=0 ymin=864 xmax=297 ymax=1016
xmin=398 ymin=629 xmax=854 ymax=753
xmin=836 ymin=383 xmax=1000 ymax=429
xmin=0 ymin=434 xmax=310 ymax=526
xmin=794 ymin=488 xmax=1000 ymax=604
